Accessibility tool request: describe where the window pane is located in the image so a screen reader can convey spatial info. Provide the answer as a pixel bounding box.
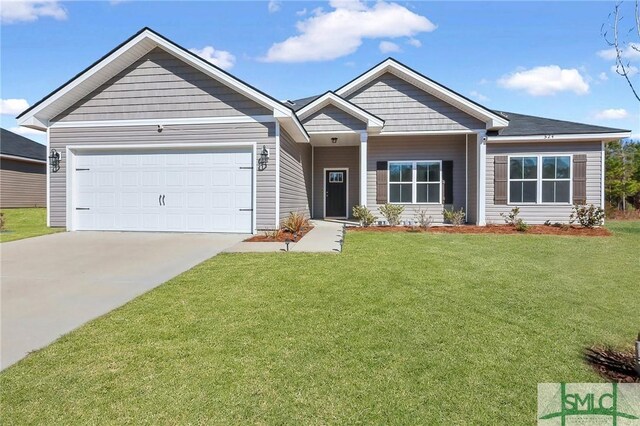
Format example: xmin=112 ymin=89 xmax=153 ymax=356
xmin=401 ymin=164 xmax=412 ymax=182
xmin=510 ymin=181 xmax=523 ymax=203
xmin=428 ymin=183 xmax=440 ymax=202
xmin=400 ymin=183 xmax=412 ymax=202
xmin=416 ymin=183 xmax=440 ymax=203
xmin=556 ymin=180 xmax=570 ymax=202
xmin=510 ymin=158 xmax=523 ymax=179
xmin=556 ymin=156 xmax=570 ymax=178
xmin=416 ymin=163 xmax=428 ymax=181
xmin=428 ymin=163 xmax=440 ymax=182
xmin=389 ymin=164 xmax=401 ymax=182
xmin=389 ymin=183 xmax=400 ymax=202
xmin=542 ymin=157 xmax=556 ymax=179
xmin=542 ymin=181 xmax=554 ymax=202
xmin=523 ymin=181 xmax=537 ymax=202
xmin=523 ymin=157 xmax=538 ymax=179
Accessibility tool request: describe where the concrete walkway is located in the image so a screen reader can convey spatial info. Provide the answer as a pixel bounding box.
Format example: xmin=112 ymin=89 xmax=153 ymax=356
xmin=1 ymin=231 xmax=244 ymax=370
xmin=226 ymin=220 xmax=344 ymax=253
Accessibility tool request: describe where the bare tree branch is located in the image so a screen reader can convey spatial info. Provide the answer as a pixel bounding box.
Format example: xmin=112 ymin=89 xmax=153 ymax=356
xmin=603 ymin=1 xmax=640 ymax=102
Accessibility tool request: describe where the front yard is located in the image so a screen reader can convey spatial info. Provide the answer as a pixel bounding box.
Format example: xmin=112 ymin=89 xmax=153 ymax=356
xmin=0 ymin=208 xmax=62 ymax=242
xmin=1 ymin=222 xmax=638 ymax=424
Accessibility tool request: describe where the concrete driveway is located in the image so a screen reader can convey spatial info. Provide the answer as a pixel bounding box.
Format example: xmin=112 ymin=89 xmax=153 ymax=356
xmin=1 ymin=231 xmax=245 ymax=370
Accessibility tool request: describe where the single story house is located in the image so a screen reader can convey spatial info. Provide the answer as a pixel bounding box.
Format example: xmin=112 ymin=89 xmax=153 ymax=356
xmin=0 ymin=128 xmax=47 ymax=208
xmin=17 ymin=28 xmax=630 ymax=233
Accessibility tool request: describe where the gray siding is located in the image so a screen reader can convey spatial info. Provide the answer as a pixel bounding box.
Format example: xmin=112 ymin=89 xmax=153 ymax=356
xmin=366 ymin=135 xmax=467 ymax=223
xmin=49 ymin=122 xmax=277 ymax=229
xmin=345 ymin=73 xmax=485 ymax=132
xmin=53 ymin=47 xmax=270 ymax=122
xmin=467 ymin=135 xmax=478 ymax=224
xmin=485 ymin=142 xmax=603 ymax=224
xmin=279 ymin=128 xmax=311 ymax=222
xmin=312 ymin=146 xmax=359 ymax=218
xmin=0 ymin=159 xmax=46 ymax=208
xmin=302 ymin=105 xmax=366 ymax=133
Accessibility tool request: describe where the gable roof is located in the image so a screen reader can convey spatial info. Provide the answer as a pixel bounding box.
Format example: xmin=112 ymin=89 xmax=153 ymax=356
xmin=0 ymin=128 xmax=46 ymax=162
xmin=335 ymin=58 xmax=509 ymax=130
xmin=488 ymin=111 xmax=630 ymax=140
xmin=296 ymin=91 xmax=384 ymax=132
xmin=17 ymin=27 xmax=308 ymax=142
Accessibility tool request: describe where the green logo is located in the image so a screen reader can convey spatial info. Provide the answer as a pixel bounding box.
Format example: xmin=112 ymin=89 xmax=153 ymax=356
xmin=538 ymin=383 xmax=640 ymax=425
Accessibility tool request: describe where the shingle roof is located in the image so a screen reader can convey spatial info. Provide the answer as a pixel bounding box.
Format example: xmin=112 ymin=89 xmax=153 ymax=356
xmin=288 ymin=95 xmax=322 ymax=112
xmin=488 ymin=111 xmax=629 ymax=137
xmin=0 ymin=128 xmax=46 ymax=161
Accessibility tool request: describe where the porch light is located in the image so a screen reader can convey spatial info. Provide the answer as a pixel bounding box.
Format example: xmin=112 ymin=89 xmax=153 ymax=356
xmin=258 ymin=145 xmax=269 ymax=170
xmin=331 ymin=137 xmax=338 ymax=144
xmin=49 ymin=149 xmax=61 ymax=173
xmin=284 ymin=237 xmax=292 ymax=251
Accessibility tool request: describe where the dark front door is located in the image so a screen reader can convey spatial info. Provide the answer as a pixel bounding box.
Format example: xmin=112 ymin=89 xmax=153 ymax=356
xmin=325 ymin=169 xmax=347 ymax=217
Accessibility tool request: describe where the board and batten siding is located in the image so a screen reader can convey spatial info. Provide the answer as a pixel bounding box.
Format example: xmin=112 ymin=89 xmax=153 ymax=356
xmin=312 ymin=146 xmax=359 ymax=218
xmin=0 ymin=159 xmax=46 ymax=208
xmin=485 ymin=142 xmax=603 ymax=224
xmin=345 ymin=73 xmax=485 ymax=133
xmin=279 ymin=128 xmax=311 ymax=222
xmin=53 ymin=47 xmax=271 ymax=122
xmin=366 ymin=135 xmax=467 ymax=223
xmin=49 ymin=122 xmax=277 ymax=229
xmin=301 ymin=105 xmax=367 ymax=133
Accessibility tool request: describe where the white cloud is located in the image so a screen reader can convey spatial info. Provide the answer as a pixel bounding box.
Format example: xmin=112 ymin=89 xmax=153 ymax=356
xmin=594 ymin=108 xmax=629 ymax=120
xmin=8 ymin=126 xmax=44 ymax=136
xmin=262 ymin=0 xmax=436 ymax=62
xmin=478 ymin=78 xmax=489 ymax=85
xmin=189 ymin=46 xmax=236 ymax=70
xmin=597 ymin=43 xmax=640 ymax=61
xmin=267 ymin=0 xmax=281 ymax=13
xmin=407 ymin=38 xmax=421 ymax=48
xmin=498 ymin=65 xmax=589 ymax=96
xmin=611 ymin=64 xmax=638 ymax=77
xmin=598 ymin=72 xmax=609 ymax=81
xmin=469 ymin=90 xmax=489 ymax=102
xmin=0 ymin=0 xmax=66 ymax=24
xmin=295 ymin=8 xmax=307 ymax=16
xmin=379 ymin=40 xmax=400 ymax=54
xmin=0 ymin=98 xmax=29 ymax=115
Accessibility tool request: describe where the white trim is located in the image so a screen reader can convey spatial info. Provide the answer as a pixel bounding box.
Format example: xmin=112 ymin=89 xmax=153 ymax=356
xmin=46 ymin=128 xmax=50 ymax=227
xmin=323 ymin=167 xmax=349 ymax=219
xmin=465 ymin=134 xmax=468 ymax=222
xmin=335 ymin=59 xmax=509 ymax=129
xmin=506 ymin=154 xmax=573 ymax=205
xmin=377 ymin=129 xmax=478 ymax=136
xmin=387 ymin=160 xmax=443 ymax=205
xmin=311 ymin=145 xmax=315 ymax=217
xmin=601 ymin=141 xmax=606 ymax=212
xmin=65 ymin=142 xmax=258 ymax=233
xmin=275 ymin=122 xmax=281 ymax=228
xmin=487 ymin=132 xmax=630 ymax=143
xmin=0 ymin=153 xmax=46 ymax=164
xmin=477 ymin=131 xmax=487 ymax=226
xmin=359 ymin=132 xmax=367 ymax=207
xmin=50 ymin=115 xmax=275 ymax=128
xmin=307 ymin=130 xmax=360 ymax=135
xmin=297 ymin=92 xmax=384 ymax=131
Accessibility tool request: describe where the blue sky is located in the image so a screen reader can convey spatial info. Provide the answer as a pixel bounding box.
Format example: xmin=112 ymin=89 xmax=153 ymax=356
xmin=1 ymin=0 xmax=638 ymax=145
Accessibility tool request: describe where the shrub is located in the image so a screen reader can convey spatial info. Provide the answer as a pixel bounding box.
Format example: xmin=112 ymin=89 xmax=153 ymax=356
xmin=500 ymin=207 xmax=521 ymax=226
xmin=379 ymin=203 xmax=404 ymax=226
xmin=443 ymin=207 xmax=465 ymax=226
xmin=569 ymin=204 xmax=605 ymax=228
xmin=0 ymin=212 xmax=5 ymax=231
xmin=414 ymin=209 xmax=433 ymax=229
xmin=264 ymin=228 xmax=281 ymax=239
xmin=282 ymin=211 xmax=310 ymax=234
xmin=352 ymin=205 xmax=377 ymax=227
xmin=514 ymin=219 xmax=529 ymax=232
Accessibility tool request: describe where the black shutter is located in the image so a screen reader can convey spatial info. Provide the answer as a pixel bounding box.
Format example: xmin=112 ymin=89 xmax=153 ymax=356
xmin=376 ymin=161 xmax=388 ymax=204
xmin=442 ymin=161 xmax=454 ymax=204
xmin=573 ymin=154 xmax=587 ymax=205
xmin=494 ymin=156 xmax=508 ymax=205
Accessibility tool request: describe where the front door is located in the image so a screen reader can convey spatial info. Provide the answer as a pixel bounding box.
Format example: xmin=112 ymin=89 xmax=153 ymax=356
xmin=325 ymin=169 xmax=347 ymax=217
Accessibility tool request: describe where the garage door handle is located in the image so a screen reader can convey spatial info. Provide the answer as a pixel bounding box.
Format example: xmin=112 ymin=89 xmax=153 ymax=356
xmin=76 ymin=207 xmax=90 ymax=210
xmin=162 ymin=195 xmax=165 ymax=206
xmin=159 ymin=195 xmax=162 ymax=206
xmin=239 ymin=208 xmax=253 ymax=211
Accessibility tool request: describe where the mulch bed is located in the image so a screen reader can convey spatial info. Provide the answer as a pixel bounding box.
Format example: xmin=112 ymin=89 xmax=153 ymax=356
xmin=245 ymin=226 xmax=314 ymax=242
xmin=584 ymin=346 xmax=640 ymax=383
xmin=348 ymin=224 xmax=611 ymax=236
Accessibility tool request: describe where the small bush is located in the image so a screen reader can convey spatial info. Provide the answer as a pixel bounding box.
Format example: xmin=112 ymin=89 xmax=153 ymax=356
xmin=570 ymin=204 xmax=605 ymax=228
xmin=282 ymin=211 xmax=310 ymax=234
xmin=500 ymin=207 xmax=521 ymax=226
xmin=379 ymin=203 xmax=404 ymax=226
xmin=514 ymin=219 xmax=529 ymax=232
xmin=0 ymin=212 xmax=5 ymax=231
xmin=352 ymin=205 xmax=377 ymax=227
xmin=263 ymin=228 xmax=281 ymax=239
xmin=414 ymin=209 xmax=433 ymax=229
xmin=443 ymin=207 xmax=465 ymax=226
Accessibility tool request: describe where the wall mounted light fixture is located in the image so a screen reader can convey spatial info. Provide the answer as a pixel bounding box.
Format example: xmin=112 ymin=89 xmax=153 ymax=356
xmin=49 ymin=149 xmax=61 ymax=173
xmin=258 ymin=145 xmax=270 ymax=171
xmin=331 ymin=137 xmax=338 ymax=144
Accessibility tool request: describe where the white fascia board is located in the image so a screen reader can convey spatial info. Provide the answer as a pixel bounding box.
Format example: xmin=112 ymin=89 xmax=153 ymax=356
xmin=335 ymin=60 xmax=509 ymax=129
xmin=0 ymin=154 xmax=47 ymax=164
xmin=50 ymin=115 xmax=275 ymax=128
xmin=297 ymin=93 xmax=384 ymax=130
xmin=17 ymin=116 xmax=48 ymax=131
xmin=486 ymin=132 xmax=631 ymax=143
xmin=274 ymin=110 xmax=309 ymax=143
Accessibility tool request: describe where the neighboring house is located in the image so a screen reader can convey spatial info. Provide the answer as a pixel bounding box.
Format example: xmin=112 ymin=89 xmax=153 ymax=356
xmin=0 ymin=128 xmax=46 ymax=208
xmin=17 ymin=28 xmax=630 ymax=233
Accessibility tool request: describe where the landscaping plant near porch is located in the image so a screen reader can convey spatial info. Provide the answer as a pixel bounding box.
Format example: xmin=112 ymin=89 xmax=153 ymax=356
xmin=379 ymin=203 xmax=404 ymax=226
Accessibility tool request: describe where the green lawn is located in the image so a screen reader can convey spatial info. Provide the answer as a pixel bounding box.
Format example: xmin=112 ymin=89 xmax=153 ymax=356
xmin=1 ymin=222 xmax=638 ymax=424
xmin=0 ymin=208 xmax=62 ymax=243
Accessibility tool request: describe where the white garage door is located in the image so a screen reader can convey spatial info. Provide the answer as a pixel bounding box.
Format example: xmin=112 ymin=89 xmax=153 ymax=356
xmin=72 ymin=148 xmax=253 ymax=233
